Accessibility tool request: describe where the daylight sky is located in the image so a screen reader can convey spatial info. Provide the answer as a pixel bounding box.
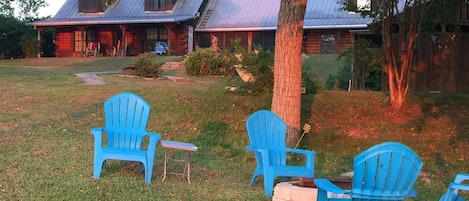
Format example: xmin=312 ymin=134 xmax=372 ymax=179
xmin=37 ymin=0 xmax=66 ymax=17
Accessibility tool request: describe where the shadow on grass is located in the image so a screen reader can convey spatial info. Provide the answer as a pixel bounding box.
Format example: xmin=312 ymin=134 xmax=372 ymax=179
xmin=194 ymin=120 xmax=243 ymax=157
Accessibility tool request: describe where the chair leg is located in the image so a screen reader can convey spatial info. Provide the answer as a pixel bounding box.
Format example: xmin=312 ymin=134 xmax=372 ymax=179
xmin=93 ymin=157 xmax=104 ymax=179
xmin=249 ymin=167 xmax=263 ymax=187
xmin=145 ymin=163 xmax=153 ymax=184
xmin=317 ymin=188 xmax=329 ymax=201
xmin=263 ymin=174 xmax=275 ymax=197
xmin=249 ymin=175 xmax=257 ymax=187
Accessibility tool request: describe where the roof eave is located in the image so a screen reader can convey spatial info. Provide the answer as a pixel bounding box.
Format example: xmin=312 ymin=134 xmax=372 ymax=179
xmin=196 ymin=24 xmax=369 ymax=32
xmin=28 ymin=16 xmax=194 ymax=27
xmin=195 ymin=27 xmax=277 ymax=32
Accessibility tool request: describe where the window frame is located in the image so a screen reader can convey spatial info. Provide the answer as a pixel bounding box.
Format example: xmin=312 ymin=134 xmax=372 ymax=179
xmin=145 ymin=0 xmax=176 ymax=12
xmin=78 ymin=0 xmax=106 ymax=13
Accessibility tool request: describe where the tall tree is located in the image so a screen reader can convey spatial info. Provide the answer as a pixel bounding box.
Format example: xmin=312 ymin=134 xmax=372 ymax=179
xmin=0 ymin=0 xmax=15 ymax=17
xmin=272 ymin=0 xmax=307 ymax=147
xmin=344 ymin=0 xmax=424 ymax=110
xmin=345 ymin=0 xmax=461 ymax=109
xmin=0 ymin=0 xmax=47 ymax=20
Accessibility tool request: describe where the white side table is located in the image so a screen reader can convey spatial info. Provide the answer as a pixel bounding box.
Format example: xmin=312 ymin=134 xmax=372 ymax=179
xmin=159 ymin=140 xmax=198 ymax=183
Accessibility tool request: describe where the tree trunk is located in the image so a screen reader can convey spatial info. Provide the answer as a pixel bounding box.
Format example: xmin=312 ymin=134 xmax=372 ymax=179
xmin=271 ymin=0 xmax=307 ymax=147
xmin=381 ymin=0 xmax=419 ymax=110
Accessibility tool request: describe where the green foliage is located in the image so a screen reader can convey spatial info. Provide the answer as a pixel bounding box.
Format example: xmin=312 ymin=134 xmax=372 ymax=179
xmin=326 ymin=38 xmax=383 ymax=91
xmin=420 ymin=1 xmax=460 ymax=33
xmin=15 ymin=0 xmax=48 ymax=20
xmin=0 ymin=15 xmax=25 ymax=58
xmin=0 ymin=58 xmax=468 ymax=200
xmin=325 ymin=58 xmax=352 ymax=90
xmin=20 ymin=37 xmax=40 ymax=58
xmin=230 ymin=39 xmax=274 ymax=95
xmin=101 ymin=0 xmax=118 ymax=6
xmin=184 ymin=47 xmax=235 ymax=76
xmin=132 ymin=53 xmax=162 ymax=78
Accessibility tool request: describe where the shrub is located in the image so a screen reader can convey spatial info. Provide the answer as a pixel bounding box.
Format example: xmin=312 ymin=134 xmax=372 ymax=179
xmin=21 ymin=38 xmax=40 ymax=58
xmin=132 ymin=53 xmax=162 ymax=78
xmin=184 ymin=47 xmax=235 ymax=76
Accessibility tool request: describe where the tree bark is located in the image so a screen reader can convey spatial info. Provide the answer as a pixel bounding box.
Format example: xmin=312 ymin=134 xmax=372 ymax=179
xmin=272 ymin=0 xmax=307 ymax=147
xmin=382 ymin=0 xmax=420 ymax=110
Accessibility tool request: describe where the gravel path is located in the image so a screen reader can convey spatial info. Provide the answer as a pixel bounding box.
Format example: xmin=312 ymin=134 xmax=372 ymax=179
xmin=75 ymin=71 xmax=117 ymax=85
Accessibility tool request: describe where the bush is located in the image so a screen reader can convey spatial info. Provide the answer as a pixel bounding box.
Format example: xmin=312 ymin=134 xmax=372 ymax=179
xmin=21 ymin=38 xmax=40 ymax=58
xmin=132 ymin=53 xmax=162 ymax=78
xmin=184 ymin=47 xmax=235 ymax=76
xmin=325 ymin=58 xmax=352 ymax=90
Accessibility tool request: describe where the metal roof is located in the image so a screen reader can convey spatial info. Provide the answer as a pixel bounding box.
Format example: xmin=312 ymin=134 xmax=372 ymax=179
xmin=196 ymin=0 xmax=373 ymax=31
xmin=30 ymin=0 xmax=204 ymax=26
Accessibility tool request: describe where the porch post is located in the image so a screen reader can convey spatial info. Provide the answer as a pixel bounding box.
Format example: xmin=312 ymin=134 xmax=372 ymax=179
xmin=78 ymin=26 xmax=87 ymax=57
xmin=248 ymin=32 xmax=253 ymax=53
xmin=188 ymin=26 xmax=193 ymax=53
xmin=119 ymin=25 xmax=127 ymax=56
xmin=36 ymin=27 xmax=44 ymax=58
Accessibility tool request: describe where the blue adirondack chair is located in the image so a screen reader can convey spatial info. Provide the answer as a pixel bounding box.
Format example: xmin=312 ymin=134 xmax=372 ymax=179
xmin=91 ymin=92 xmax=161 ymax=184
xmin=155 ymin=41 xmax=168 ymax=55
xmin=245 ymin=110 xmax=316 ymax=197
xmin=314 ymin=142 xmax=423 ymax=201
xmin=440 ymin=173 xmax=469 ymax=201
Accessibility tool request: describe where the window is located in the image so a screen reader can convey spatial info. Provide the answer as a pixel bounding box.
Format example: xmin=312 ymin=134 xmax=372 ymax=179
xmin=320 ymin=33 xmax=336 ymax=54
xmin=78 ymin=0 xmax=105 ymax=13
xmin=74 ymin=30 xmax=97 ymax=52
xmin=146 ymin=27 xmax=168 ymax=51
xmin=347 ymin=0 xmax=371 ymax=12
xmin=145 ymin=0 xmax=176 ymax=11
xmin=252 ymin=31 xmax=275 ymax=51
xmin=74 ymin=31 xmax=84 ymax=52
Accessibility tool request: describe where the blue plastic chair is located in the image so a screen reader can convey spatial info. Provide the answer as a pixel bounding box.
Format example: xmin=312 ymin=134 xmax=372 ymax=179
xmin=314 ymin=142 xmax=423 ymax=201
xmin=91 ymin=92 xmax=161 ymax=184
xmin=440 ymin=173 xmax=469 ymax=201
xmin=155 ymin=41 xmax=168 ymax=55
xmin=245 ymin=110 xmax=316 ymax=197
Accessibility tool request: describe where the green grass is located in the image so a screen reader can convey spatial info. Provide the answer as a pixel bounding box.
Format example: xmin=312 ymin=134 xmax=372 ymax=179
xmin=1 ymin=56 xmax=468 ymax=200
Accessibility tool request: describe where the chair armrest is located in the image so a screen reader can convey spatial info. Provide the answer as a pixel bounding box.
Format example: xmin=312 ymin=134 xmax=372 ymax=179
xmin=91 ymin=127 xmax=105 ymax=147
xmin=454 ymin=173 xmax=469 ymax=184
xmin=314 ymin=178 xmax=347 ymax=195
xmin=284 ymin=148 xmax=316 ymax=167
xmin=284 ymin=148 xmax=316 ymax=158
xmin=449 ymin=183 xmax=469 ymax=191
xmin=245 ymin=145 xmax=259 ymax=152
xmin=145 ymin=131 xmax=161 ymax=153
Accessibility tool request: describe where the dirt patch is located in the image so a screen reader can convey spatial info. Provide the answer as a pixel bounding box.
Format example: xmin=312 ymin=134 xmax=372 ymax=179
xmin=75 ymin=73 xmax=104 ymax=85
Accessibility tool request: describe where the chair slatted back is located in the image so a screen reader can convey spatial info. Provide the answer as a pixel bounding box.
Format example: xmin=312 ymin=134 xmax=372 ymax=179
xmin=246 ymin=110 xmax=287 ymax=165
xmin=104 ymin=92 xmax=151 ymax=150
xmin=351 ymin=142 xmax=423 ymax=200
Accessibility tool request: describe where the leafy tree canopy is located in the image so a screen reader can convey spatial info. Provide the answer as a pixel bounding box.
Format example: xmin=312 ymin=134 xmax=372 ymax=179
xmin=0 ymin=0 xmax=48 ymax=20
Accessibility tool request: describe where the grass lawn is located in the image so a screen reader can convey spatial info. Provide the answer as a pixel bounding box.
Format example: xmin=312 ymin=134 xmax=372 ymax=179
xmin=0 ymin=56 xmax=468 ymax=200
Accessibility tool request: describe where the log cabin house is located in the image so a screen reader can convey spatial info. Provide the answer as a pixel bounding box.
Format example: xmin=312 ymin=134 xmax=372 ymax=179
xmin=30 ymin=0 xmax=372 ymax=57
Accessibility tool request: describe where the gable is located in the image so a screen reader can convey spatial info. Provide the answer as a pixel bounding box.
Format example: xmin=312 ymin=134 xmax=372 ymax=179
xmin=30 ymin=0 xmax=205 ymax=26
xmin=196 ymin=0 xmax=373 ymax=32
xmin=78 ymin=0 xmax=106 ymax=13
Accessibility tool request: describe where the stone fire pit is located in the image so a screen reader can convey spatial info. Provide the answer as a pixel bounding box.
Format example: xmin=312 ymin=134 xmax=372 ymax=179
xmin=273 ymin=178 xmax=352 ymax=201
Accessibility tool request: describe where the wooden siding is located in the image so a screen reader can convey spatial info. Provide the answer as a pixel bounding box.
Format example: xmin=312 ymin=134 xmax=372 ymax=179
xmin=410 ymin=33 xmax=469 ymax=92
xmin=303 ymin=30 xmax=353 ymax=55
xmin=168 ymin=24 xmax=189 ymax=55
xmin=303 ymin=30 xmax=321 ymax=54
xmin=456 ymin=0 xmax=469 ymax=25
xmin=336 ymin=30 xmax=353 ymax=53
xmin=55 ymin=28 xmax=74 ymax=57
xmin=53 ymin=24 xmax=190 ymax=57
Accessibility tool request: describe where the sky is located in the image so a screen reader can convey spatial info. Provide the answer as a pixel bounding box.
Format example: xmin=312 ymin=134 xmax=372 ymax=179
xmin=37 ymin=0 xmax=66 ymax=17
